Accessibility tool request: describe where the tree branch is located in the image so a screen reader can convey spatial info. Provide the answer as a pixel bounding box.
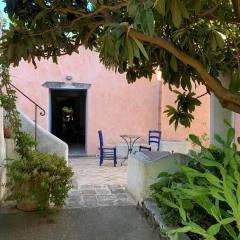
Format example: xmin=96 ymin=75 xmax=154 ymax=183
xmin=70 ymin=2 xmax=127 ymax=26
xmin=199 ymin=5 xmax=220 ymax=17
xmin=232 ymin=0 xmax=240 ymax=18
xmin=82 ymin=21 xmax=105 ymax=45
xmin=129 ymin=29 xmax=240 ymax=113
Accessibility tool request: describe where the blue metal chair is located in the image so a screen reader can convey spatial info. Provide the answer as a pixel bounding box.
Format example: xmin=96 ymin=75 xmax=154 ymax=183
xmin=139 ymin=130 xmax=161 ymax=152
xmin=98 ymin=130 xmax=117 ymax=167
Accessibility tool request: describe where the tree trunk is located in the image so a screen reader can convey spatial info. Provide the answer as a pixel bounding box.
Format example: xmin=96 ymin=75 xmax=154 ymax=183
xmin=210 ymin=75 xmax=235 ymax=144
xmin=210 ymin=95 xmax=234 ymax=144
xmin=129 ymin=29 xmax=240 ymax=114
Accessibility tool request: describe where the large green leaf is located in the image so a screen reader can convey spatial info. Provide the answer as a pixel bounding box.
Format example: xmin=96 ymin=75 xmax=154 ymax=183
xmin=207 ymin=223 xmax=220 ymax=236
xmin=189 ymin=134 xmax=202 ymax=146
xmin=132 ymin=37 xmax=149 ymax=60
xmin=229 ymin=72 xmax=240 ymax=92
xmin=170 ymin=55 xmax=178 ymax=72
xmin=154 ymin=0 xmax=166 ymax=16
xmin=170 ymin=0 xmax=182 ymax=28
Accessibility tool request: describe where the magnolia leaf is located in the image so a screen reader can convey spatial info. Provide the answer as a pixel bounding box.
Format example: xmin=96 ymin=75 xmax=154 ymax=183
xmin=171 ymin=0 xmax=182 ymax=28
xmin=178 ymin=1 xmax=189 ymax=19
xmin=189 ymin=134 xmax=202 ymax=146
xmin=214 ymin=32 xmax=225 ymax=49
xmin=154 ymin=0 xmax=166 ymax=16
xmin=126 ymin=37 xmax=134 ymax=66
xmin=131 ymin=38 xmax=140 ymax=58
xmin=194 ymin=0 xmax=203 ymax=13
xmin=209 ymin=35 xmax=217 ymax=50
xmin=170 ymin=55 xmax=178 ymax=72
xmin=229 ymin=72 xmax=240 ymax=92
xmin=145 ymin=10 xmax=155 ymax=35
xmin=132 ymin=38 xmax=149 ymax=60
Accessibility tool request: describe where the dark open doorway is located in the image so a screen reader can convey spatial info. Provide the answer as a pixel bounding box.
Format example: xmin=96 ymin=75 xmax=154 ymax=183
xmin=51 ymin=89 xmax=86 ymax=155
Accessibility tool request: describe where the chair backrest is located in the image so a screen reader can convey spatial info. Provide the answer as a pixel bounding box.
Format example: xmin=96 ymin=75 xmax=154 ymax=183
xmin=98 ymin=130 xmax=104 ymax=148
xmin=148 ymin=130 xmax=161 ymax=151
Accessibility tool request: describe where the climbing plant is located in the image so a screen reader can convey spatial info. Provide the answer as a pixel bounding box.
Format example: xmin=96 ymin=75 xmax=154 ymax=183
xmin=0 ymin=64 xmax=35 ymax=158
xmin=1 ymin=0 xmax=240 ymax=128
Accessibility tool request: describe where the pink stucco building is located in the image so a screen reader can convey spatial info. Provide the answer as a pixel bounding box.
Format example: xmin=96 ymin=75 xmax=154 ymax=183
xmin=10 ymin=48 xmax=210 ymax=155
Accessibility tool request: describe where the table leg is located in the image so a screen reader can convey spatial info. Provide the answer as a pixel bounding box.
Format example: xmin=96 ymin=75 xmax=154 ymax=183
xmin=121 ymin=137 xmax=131 ymax=166
xmin=130 ymin=137 xmax=141 ymax=154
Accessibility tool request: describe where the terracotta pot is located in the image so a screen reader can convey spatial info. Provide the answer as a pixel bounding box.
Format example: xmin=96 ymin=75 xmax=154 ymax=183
xmin=4 ymin=127 xmax=13 ymax=138
xmin=17 ymin=199 xmax=38 ymax=212
xmin=16 ymin=182 xmax=49 ymax=212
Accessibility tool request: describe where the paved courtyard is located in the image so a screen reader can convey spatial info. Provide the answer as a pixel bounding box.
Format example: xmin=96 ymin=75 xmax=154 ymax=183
xmin=65 ymin=157 xmax=134 ymax=208
xmin=0 ymin=206 xmax=160 ymax=240
xmin=0 ymin=157 xmax=160 ymax=240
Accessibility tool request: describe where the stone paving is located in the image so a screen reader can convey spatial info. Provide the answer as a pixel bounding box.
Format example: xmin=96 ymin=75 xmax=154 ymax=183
xmin=0 ymin=158 xmax=160 ymax=240
xmin=65 ymin=157 xmax=135 ymax=208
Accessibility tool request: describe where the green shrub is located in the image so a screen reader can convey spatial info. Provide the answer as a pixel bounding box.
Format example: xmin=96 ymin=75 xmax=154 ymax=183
xmin=15 ymin=132 xmax=36 ymax=158
xmin=6 ymin=150 xmax=73 ymax=211
xmin=151 ymin=123 xmax=240 ymax=240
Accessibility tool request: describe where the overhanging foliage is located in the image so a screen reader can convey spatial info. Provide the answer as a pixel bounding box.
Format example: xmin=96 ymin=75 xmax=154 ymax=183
xmin=1 ymin=0 xmax=240 ymax=128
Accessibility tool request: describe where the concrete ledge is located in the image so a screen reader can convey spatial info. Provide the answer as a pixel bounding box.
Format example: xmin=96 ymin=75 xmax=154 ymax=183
xmin=115 ymin=139 xmax=189 ymax=158
xmin=5 ymin=139 xmax=20 ymax=160
xmin=19 ymin=110 xmax=68 ymax=162
xmin=127 ymin=152 xmax=191 ymax=202
xmin=160 ymin=139 xmax=189 ymax=154
xmin=42 ymin=81 xmax=91 ymax=90
xmin=0 ymin=164 xmax=7 ymax=204
xmin=140 ymin=199 xmax=190 ymax=240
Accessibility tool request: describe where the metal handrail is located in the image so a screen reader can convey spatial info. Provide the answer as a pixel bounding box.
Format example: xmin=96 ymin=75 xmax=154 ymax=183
xmin=9 ymin=83 xmax=46 ymax=146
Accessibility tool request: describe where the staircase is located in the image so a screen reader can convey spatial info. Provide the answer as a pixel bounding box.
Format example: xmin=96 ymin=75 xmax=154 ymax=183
xmin=19 ymin=111 xmax=68 ymax=161
xmin=8 ymin=83 xmax=68 ymax=162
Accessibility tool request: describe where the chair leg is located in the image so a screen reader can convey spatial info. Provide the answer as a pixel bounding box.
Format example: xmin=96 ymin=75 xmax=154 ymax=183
xmin=114 ymin=149 xmax=117 ymax=167
xmin=100 ymin=155 xmax=103 ymax=166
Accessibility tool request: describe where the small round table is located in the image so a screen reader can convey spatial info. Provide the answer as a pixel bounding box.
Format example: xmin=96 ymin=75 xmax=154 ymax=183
xmin=120 ymin=134 xmax=141 ymax=165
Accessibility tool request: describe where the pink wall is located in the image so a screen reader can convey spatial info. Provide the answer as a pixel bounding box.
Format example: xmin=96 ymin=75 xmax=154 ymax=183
xmin=10 ymin=47 xmax=212 ymax=154
xmin=10 ymin=48 xmax=159 ymax=154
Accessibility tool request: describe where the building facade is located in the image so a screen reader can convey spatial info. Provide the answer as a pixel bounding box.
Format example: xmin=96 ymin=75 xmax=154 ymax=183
xmin=10 ymin=47 xmax=210 ymax=155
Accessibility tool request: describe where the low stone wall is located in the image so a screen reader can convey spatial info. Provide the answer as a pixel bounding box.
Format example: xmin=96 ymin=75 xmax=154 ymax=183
xmin=140 ymin=199 xmax=190 ymax=240
xmin=19 ymin=111 xmax=68 ymax=162
xmin=116 ymin=139 xmax=189 ymax=158
xmin=160 ymin=139 xmax=189 ymax=154
xmin=127 ymin=151 xmax=191 ymax=203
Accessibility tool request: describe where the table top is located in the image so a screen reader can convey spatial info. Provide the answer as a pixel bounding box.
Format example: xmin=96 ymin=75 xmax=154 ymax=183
xmin=120 ymin=134 xmax=141 ymax=139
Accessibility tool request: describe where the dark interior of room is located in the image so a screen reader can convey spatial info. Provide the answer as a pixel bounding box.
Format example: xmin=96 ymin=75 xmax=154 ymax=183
xmin=51 ymin=89 xmax=86 ymax=155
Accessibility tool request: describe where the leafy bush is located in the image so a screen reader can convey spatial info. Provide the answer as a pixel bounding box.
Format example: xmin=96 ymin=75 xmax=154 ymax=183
xmin=6 ymin=150 xmax=73 ymax=211
xmin=151 ymin=123 xmax=240 ymax=240
xmin=15 ymin=132 xmax=36 ymax=158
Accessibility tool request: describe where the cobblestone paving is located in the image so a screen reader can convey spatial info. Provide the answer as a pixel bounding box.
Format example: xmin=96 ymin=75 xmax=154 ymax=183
xmin=65 ymin=158 xmax=135 ymax=208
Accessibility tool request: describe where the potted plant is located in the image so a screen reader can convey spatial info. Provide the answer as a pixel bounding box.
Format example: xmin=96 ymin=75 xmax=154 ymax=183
xmin=6 ymin=150 xmax=73 ymax=211
xmin=4 ymin=123 xmax=13 ymax=138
